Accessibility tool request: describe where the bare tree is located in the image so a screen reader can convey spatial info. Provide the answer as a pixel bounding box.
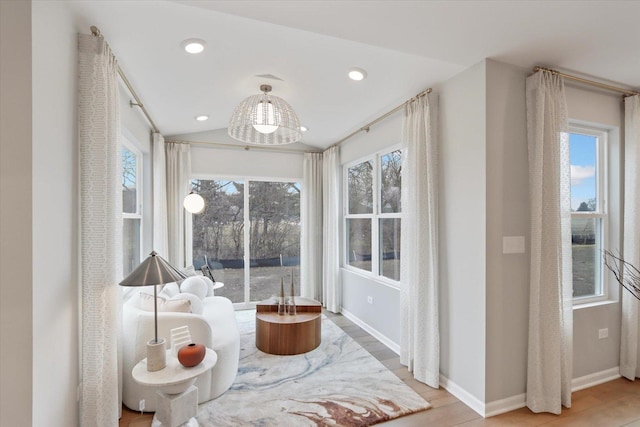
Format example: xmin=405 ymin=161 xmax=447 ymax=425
xmin=348 ymin=160 xmax=373 ymax=214
xmin=122 ymin=147 xmax=137 ymax=212
xmin=192 ymin=179 xmax=301 ymax=265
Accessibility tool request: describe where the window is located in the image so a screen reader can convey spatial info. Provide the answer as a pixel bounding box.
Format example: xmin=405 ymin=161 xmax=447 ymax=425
xmin=122 ymin=142 xmax=143 ymax=276
xmin=569 ymin=124 xmax=607 ymax=303
xmin=191 ymin=178 xmax=301 ymax=306
xmin=344 ymin=149 xmax=402 ymax=282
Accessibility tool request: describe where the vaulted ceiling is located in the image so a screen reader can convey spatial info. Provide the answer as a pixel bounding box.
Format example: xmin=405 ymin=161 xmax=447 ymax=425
xmin=67 ymin=1 xmax=640 ymax=150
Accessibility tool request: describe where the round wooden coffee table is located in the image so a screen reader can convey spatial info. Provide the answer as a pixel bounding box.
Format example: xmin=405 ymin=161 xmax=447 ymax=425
xmin=255 ymin=297 xmax=322 ymax=355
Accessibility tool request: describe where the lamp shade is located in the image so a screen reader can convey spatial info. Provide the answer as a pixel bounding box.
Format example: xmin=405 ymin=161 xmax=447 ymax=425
xmin=228 ymin=84 xmax=302 ymax=145
xmin=183 ymin=192 xmax=205 ymax=214
xmin=119 ymin=251 xmax=186 ymax=287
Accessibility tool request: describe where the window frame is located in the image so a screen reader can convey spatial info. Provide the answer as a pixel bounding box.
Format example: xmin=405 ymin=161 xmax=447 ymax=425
xmin=343 ymin=145 xmax=402 ymax=287
xmin=569 ymin=123 xmax=609 ymax=306
xmin=189 ymin=174 xmax=303 ymax=310
xmin=122 ymin=138 xmax=144 ymax=275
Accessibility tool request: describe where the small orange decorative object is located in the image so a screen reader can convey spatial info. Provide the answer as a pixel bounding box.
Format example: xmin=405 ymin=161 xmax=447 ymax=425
xmin=177 ymin=343 xmax=206 ymax=367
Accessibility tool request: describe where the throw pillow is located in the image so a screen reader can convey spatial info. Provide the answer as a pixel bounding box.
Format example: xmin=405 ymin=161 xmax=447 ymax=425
xmin=172 ymin=292 xmax=203 ymax=315
xmin=180 ymin=276 xmax=208 ymax=300
xmin=161 ymin=282 xmax=180 ymax=298
xmin=201 ymin=276 xmax=214 ymax=297
xmin=138 ymin=292 xmax=191 ymax=313
xmin=181 ymin=265 xmax=198 ymax=277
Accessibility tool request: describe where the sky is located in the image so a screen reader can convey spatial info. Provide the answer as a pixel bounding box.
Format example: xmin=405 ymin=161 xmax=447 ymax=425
xmin=570 ymin=132 xmax=597 ymax=211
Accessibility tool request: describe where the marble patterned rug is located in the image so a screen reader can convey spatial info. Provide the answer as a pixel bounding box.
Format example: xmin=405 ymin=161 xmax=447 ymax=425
xmin=196 ymin=310 xmax=431 ymax=426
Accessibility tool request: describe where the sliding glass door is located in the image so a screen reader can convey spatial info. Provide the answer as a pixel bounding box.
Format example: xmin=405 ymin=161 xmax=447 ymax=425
xmin=191 ymin=178 xmax=301 ymax=307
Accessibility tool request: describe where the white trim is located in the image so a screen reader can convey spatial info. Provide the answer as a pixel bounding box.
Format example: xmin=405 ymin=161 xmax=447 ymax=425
xmin=485 ymin=394 xmax=526 ymax=418
xmin=571 ymin=367 xmax=621 ymax=392
xmin=478 ymin=367 xmax=622 ymax=418
xmin=568 ymin=123 xmax=610 ymax=304
xmin=343 ymin=148 xmax=403 ymax=284
xmin=439 ymin=375 xmax=486 ymax=417
xmin=340 ymin=266 xmax=401 ymax=290
xmin=188 ymin=177 xmax=302 ymax=305
xmin=340 ymin=308 xmax=400 ymax=355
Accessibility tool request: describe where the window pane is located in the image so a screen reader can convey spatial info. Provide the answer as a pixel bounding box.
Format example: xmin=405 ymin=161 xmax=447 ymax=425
xmin=348 ymin=160 xmax=373 ymax=214
xmin=572 ymin=217 xmax=603 ymax=298
xmin=380 ymin=218 xmax=401 ymax=280
xmin=192 ymin=180 xmax=245 ymax=303
xmin=570 ymin=133 xmax=597 ymax=212
xmin=381 ymin=150 xmax=402 ymax=213
xmin=249 ymin=181 xmax=301 ymax=302
xmin=347 ymin=218 xmax=372 ymax=271
xmin=122 ymin=147 xmax=137 ymax=214
xmin=123 ymin=218 xmax=141 ymax=276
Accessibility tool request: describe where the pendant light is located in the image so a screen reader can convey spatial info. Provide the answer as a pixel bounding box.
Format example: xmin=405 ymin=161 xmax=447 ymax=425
xmin=183 ymin=191 xmax=205 ymax=214
xmin=228 ymin=84 xmax=302 ymax=145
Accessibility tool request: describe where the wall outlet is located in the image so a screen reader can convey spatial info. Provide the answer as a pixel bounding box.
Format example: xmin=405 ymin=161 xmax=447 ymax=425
xmin=367 ymin=296 xmax=373 ymax=304
xmin=598 ymin=328 xmax=608 ymax=339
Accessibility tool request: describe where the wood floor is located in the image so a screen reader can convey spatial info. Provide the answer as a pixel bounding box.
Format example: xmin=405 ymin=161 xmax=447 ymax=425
xmin=120 ymin=310 xmax=640 ymax=427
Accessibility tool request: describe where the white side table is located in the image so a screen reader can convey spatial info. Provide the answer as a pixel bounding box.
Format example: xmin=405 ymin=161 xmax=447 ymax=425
xmin=212 ymin=282 xmax=224 ymax=294
xmin=132 ymin=348 xmax=217 ymax=427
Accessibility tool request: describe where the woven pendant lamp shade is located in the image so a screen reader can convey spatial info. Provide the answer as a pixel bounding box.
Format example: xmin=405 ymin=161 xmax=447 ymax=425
xmin=228 ymin=84 xmax=302 ymax=145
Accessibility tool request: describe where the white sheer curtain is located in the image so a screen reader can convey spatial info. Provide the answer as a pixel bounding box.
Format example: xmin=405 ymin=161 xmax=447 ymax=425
xmin=399 ymin=93 xmax=439 ymax=388
xmin=525 ymin=70 xmax=573 ymax=414
xmin=621 ymin=94 xmax=640 ymax=380
xmin=78 ymin=33 xmax=121 ymax=426
xmin=166 ymin=142 xmax=192 ymax=268
xmin=153 ymin=133 xmax=169 ymax=258
xmin=322 ymin=146 xmax=341 ymax=312
xmin=301 ymin=152 xmax=323 ymax=301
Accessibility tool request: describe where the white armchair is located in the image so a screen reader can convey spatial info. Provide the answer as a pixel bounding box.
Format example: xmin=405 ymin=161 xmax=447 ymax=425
xmin=122 ymin=290 xmax=240 ymax=412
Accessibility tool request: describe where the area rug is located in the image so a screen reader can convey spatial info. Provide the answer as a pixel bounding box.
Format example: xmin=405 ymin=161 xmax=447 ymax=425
xmin=196 ymin=310 xmax=431 ymax=426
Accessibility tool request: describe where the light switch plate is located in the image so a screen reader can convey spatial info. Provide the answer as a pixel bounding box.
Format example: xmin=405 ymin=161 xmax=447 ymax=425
xmin=503 ymin=236 xmax=525 ymax=254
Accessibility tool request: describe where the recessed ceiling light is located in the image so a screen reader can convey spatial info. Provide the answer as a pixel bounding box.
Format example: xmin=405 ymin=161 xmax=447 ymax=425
xmin=182 ymin=39 xmax=206 ymax=54
xmin=348 ymin=67 xmax=367 ymax=81
xmin=300 ymin=126 xmax=308 ymax=132
xmin=195 ymin=115 xmax=209 ymax=121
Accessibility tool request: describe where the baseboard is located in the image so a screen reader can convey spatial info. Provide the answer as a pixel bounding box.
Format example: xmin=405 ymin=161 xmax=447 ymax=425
xmin=439 ymin=375 xmax=486 ymax=417
xmin=485 ymin=393 xmax=526 ymax=417
xmin=339 ymin=308 xmax=400 ymax=355
xmin=481 ymin=366 xmax=621 ymax=417
xmin=571 ymin=367 xmax=620 ymax=392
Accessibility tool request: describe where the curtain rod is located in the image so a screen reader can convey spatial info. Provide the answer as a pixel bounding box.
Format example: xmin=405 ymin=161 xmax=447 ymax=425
xmin=90 ymin=26 xmax=160 ymax=134
xmin=533 ymin=66 xmax=640 ymax=98
xmin=332 ymin=87 xmax=432 ymax=148
xmin=166 ymin=139 xmax=322 ymax=155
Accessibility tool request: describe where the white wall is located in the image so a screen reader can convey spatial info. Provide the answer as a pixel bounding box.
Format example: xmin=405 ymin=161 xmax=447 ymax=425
xmin=484 ymin=59 xmax=530 ymax=402
xmin=339 ymin=112 xmax=403 ymax=165
xmin=190 ymin=144 xmax=303 ymax=179
xmin=339 ymin=111 xmax=403 ymax=346
xmin=437 ymin=60 xmax=487 ymax=403
xmin=32 ymin=2 xmax=79 ymax=425
xmin=341 ymin=269 xmax=401 ymax=346
xmin=0 ymin=1 xmax=33 ymax=425
xmin=120 ymin=85 xmax=152 ymax=148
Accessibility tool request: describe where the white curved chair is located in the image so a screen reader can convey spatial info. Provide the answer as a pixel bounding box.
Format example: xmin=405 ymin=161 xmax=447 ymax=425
xmin=122 ymin=292 xmax=240 ymax=412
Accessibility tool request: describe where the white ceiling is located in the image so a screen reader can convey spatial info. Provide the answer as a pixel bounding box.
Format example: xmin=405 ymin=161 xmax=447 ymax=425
xmin=66 ymin=0 xmax=640 ymax=150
